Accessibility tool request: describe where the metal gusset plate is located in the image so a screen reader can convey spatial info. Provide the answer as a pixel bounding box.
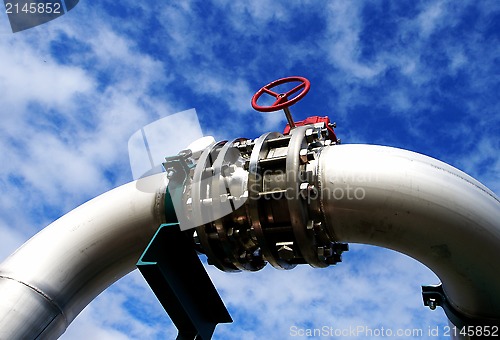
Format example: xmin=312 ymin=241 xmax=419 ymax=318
xmin=137 ymin=224 xmax=232 ymax=340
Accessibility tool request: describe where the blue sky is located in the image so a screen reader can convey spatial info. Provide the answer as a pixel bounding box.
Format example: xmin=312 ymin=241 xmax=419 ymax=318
xmin=0 ymin=1 xmax=499 ymax=339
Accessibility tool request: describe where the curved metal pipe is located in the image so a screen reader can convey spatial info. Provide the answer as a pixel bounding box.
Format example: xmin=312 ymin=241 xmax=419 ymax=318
xmin=0 ymin=143 xmax=498 ymax=337
xmin=0 ymin=173 xmax=167 ymax=339
xmin=318 ymin=144 xmax=500 ymax=321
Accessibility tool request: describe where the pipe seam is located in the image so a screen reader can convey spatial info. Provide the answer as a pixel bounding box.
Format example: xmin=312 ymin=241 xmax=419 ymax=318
xmin=0 ymin=276 xmax=66 ymax=323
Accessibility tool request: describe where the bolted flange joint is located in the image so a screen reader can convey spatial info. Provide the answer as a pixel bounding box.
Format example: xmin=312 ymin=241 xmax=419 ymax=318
xmin=172 ymin=121 xmax=348 ymax=272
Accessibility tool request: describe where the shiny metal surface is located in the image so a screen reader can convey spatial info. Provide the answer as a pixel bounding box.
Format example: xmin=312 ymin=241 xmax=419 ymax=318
xmin=318 ymin=144 xmax=500 ymax=320
xmin=1 ymin=137 xmax=499 ymax=337
xmin=0 ymin=173 xmax=167 ymax=339
xmin=192 ymin=124 xmax=346 ymax=272
xmin=247 ymin=131 xmax=293 ymax=270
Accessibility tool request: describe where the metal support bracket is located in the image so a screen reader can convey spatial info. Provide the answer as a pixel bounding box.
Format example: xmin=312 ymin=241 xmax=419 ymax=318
xmin=422 ymin=284 xmax=500 ymax=330
xmin=137 ymin=150 xmax=232 ymax=339
xmin=137 ymin=223 xmax=232 ymax=340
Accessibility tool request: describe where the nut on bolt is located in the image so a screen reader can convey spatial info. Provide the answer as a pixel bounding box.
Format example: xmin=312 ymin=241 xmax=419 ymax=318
xmin=299 ymin=149 xmax=308 ymax=164
xmin=305 ymin=128 xmax=317 ymax=143
xmin=428 ymin=298 xmax=437 ymax=310
xmin=299 ymin=182 xmax=309 ymax=198
xmin=299 ymin=149 xmax=315 ymax=164
xmin=277 ymin=242 xmax=295 ymax=261
xmin=166 ymin=168 xmax=176 ymax=179
xmin=300 ymin=183 xmax=317 ymax=199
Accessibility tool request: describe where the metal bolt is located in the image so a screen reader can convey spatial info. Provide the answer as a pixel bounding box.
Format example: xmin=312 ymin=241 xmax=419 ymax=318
xmin=225 ymin=164 xmax=238 ymax=175
xmin=166 ymin=169 xmax=176 ymax=179
xmin=317 ymin=246 xmax=325 ymax=260
xmin=277 ymin=244 xmax=295 ymax=261
xmin=428 ymin=299 xmax=437 ymax=310
xmin=305 ymin=128 xmax=316 ymax=143
xmin=201 ymin=198 xmax=213 ymax=206
xmin=300 ymin=183 xmax=317 ymax=199
xmin=300 ymin=183 xmax=310 ymax=198
xmin=333 ymin=242 xmax=349 ymax=253
xmin=178 ymin=149 xmax=193 ymax=159
xmin=314 ymin=221 xmax=322 ymax=228
xmin=250 ymin=226 xmax=258 ymax=241
xmin=306 ymin=220 xmax=315 ymax=230
xmin=299 ymin=149 xmax=308 ymax=164
xmin=318 ymin=244 xmax=333 ymax=257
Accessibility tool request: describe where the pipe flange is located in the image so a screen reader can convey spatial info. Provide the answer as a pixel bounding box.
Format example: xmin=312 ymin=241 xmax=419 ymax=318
xmin=211 ymin=138 xmax=265 ymax=271
xmin=286 ymin=126 xmax=328 ymax=267
xmin=190 ymin=122 xmax=347 ymax=272
xmin=192 ymin=141 xmax=240 ymax=272
xmin=248 ymin=132 xmax=296 ymax=270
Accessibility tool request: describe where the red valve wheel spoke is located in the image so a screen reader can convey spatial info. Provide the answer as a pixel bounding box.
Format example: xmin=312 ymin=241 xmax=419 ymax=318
xmin=262 ymin=87 xmax=279 ymax=98
xmin=285 ymin=82 xmax=306 ymax=98
xmin=251 ymin=76 xmax=310 ymax=112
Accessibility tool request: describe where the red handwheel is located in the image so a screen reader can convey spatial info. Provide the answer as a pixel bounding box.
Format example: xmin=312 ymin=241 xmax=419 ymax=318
xmin=251 ymin=76 xmax=311 ymax=112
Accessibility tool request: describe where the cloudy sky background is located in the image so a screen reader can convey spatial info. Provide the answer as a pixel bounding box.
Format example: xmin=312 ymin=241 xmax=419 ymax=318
xmin=0 ymin=1 xmax=499 ymax=339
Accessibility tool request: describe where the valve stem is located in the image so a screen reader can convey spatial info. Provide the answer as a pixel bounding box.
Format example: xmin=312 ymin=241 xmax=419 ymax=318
xmin=283 ymin=106 xmax=295 ymax=128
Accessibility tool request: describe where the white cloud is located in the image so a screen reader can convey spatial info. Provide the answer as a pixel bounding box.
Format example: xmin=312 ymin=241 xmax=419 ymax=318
xmin=0 ymin=0 xmax=191 ymax=268
xmin=207 ymin=245 xmax=445 ymax=339
xmin=0 ymin=222 xmax=26 ymax=260
xmin=0 ymin=39 xmax=93 ymax=114
xmin=215 ymin=0 xmax=289 ymax=32
xmin=416 ymin=2 xmax=444 ymax=38
xmin=60 ymin=271 xmax=177 ymax=340
xmin=457 ymin=135 xmax=500 ymax=194
xmin=324 ymin=2 xmax=386 ymax=80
